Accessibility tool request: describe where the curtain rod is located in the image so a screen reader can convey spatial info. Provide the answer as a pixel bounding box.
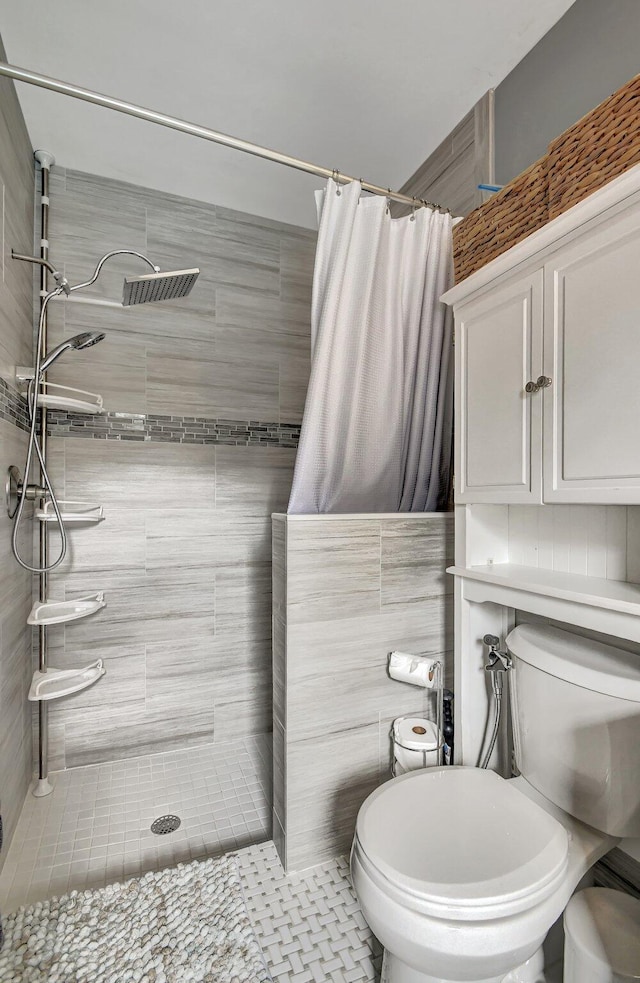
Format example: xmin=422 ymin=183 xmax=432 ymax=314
xmin=0 ymin=61 xmax=448 ymax=214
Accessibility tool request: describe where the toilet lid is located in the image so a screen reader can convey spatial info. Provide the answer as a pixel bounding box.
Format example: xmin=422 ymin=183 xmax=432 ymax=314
xmin=356 ymin=767 xmax=569 ymax=911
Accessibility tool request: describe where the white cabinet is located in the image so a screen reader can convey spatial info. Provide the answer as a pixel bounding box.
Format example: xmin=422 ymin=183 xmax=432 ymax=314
xmin=543 ymin=205 xmax=640 ymax=503
xmin=456 ymin=272 xmax=543 ymax=503
xmin=451 ymin=188 xmax=640 ymax=505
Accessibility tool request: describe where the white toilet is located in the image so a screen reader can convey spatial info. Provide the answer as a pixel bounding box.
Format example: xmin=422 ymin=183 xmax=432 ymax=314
xmin=350 ymin=623 xmax=640 ymax=983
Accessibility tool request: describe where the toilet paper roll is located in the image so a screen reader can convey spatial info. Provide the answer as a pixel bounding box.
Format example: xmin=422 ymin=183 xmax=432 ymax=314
xmin=388 ymin=651 xmax=436 ymax=688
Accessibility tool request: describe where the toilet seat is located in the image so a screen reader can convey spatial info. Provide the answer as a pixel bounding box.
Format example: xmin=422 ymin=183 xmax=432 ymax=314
xmin=354 ymin=766 xmax=569 ymax=919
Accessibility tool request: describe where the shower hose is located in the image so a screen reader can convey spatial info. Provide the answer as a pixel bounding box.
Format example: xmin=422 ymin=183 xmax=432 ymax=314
xmin=11 ymin=285 xmax=69 ymax=573
xmin=480 ymin=669 xmax=504 ymax=770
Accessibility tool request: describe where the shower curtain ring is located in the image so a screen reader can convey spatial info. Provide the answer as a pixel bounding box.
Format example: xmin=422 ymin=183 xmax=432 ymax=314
xmin=332 ymin=169 xmax=342 ymax=195
xmin=386 ymin=189 xmax=392 ymax=215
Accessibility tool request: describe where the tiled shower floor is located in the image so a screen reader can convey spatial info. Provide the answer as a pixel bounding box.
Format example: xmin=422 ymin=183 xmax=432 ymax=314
xmin=0 ymin=735 xmax=272 ymax=911
xmin=0 ymin=735 xmax=381 ymax=982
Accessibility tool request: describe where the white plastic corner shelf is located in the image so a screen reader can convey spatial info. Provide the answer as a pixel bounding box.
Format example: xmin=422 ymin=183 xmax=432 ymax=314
xmin=35 ymin=501 xmax=105 ymax=524
xmin=28 ymin=591 xmax=106 ymax=627
xmin=447 ymin=563 xmax=640 ymax=644
xmin=22 ymin=381 xmax=105 ymax=415
xmin=28 ymin=660 xmax=106 ymax=702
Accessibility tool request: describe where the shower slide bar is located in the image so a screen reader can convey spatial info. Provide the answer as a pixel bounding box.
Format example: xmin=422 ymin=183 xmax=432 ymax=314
xmin=0 ymin=60 xmax=448 ymax=213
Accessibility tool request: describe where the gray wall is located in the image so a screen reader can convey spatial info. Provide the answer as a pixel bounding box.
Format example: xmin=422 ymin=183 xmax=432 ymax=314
xmin=495 ymin=0 xmax=640 ymax=183
xmin=0 ymin=39 xmax=35 ymax=859
xmin=42 ymin=168 xmax=315 ymax=769
xmin=273 ymin=514 xmax=453 ymax=871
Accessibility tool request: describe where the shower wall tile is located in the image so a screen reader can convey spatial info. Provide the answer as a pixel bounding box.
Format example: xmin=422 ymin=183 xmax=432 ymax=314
xmin=64 ymin=581 xmax=216 ymax=648
xmin=286 ymin=519 xmax=382 ymax=624
xmin=214 ymin=565 xmax=272 ymax=642
xmin=280 ymin=234 xmax=316 ymax=306
xmin=145 ymin=512 xmax=271 ymax=583
xmin=215 ymin=446 xmax=297 ymax=515
xmin=147 ymin=205 xmax=280 ymax=299
xmin=272 ymin=615 xmax=286 ymax=727
xmin=272 ymin=516 xmax=287 ymax=623
xmin=53 ymin=173 xmax=147 ymax=302
xmin=64 ymin=439 xmax=217 ymax=510
xmin=285 ymin=723 xmax=382 ymax=873
xmin=214 ymin=679 xmax=273 ymax=741
xmin=215 ymin=288 xmax=311 ymax=359
xmin=0 ymin=41 xmax=35 ymax=869
xmin=59 ymin=703 xmax=218 ymax=768
xmin=145 ymin=639 xmax=218 ymax=717
xmin=146 ymin=348 xmax=279 ymax=420
xmin=46 ymin=307 xmax=147 ymax=415
xmin=63 ymin=291 xmax=216 ymax=346
xmin=279 ymin=352 xmax=311 ymax=424
xmin=47 ymin=509 xmax=147 ymax=590
xmin=381 ymin=518 xmax=455 ymax=608
xmin=51 ymin=641 xmax=147 ymax=712
xmin=274 ymin=513 xmax=454 ymax=872
xmin=41 ymin=168 xmax=313 ymax=777
xmin=272 ymin=719 xmax=286 ymax=828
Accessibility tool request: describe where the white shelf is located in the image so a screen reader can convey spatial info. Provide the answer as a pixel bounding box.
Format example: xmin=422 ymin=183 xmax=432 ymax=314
xmin=35 ymin=501 xmax=105 ymax=524
xmin=447 ymin=563 xmax=640 ymax=642
xmin=18 ymin=378 xmax=104 ymax=415
xmin=28 ymin=592 xmax=106 ymax=627
xmin=28 ymin=659 xmax=106 ymax=702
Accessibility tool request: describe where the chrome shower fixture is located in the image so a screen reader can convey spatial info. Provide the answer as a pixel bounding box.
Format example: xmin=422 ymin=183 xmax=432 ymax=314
xmin=8 ymin=246 xmax=199 ymax=575
xmin=11 ymin=250 xmax=70 ymax=294
xmin=39 ymin=332 xmax=106 ymax=373
xmin=122 ymin=268 xmax=200 ymax=306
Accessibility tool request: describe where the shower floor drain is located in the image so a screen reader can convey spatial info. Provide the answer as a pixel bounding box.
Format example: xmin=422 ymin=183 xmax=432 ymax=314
xmin=151 ymin=814 xmax=181 ymax=835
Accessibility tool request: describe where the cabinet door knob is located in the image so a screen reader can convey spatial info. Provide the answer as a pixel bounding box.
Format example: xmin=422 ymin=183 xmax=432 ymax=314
xmin=536 ymin=375 xmax=552 ymax=388
xmin=525 ymin=380 xmax=540 ymax=394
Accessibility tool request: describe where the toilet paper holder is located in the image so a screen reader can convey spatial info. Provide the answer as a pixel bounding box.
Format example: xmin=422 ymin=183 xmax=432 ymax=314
xmin=388 ymin=652 xmax=444 ymax=767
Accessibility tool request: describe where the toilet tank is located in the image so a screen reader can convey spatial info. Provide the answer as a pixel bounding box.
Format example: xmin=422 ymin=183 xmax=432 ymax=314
xmin=506 ymin=623 xmax=640 ymax=838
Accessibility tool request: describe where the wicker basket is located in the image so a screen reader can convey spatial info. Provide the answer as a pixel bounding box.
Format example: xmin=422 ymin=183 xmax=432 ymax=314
xmin=453 ymin=157 xmax=548 ymax=283
xmin=547 ymin=75 xmax=640 ymax=219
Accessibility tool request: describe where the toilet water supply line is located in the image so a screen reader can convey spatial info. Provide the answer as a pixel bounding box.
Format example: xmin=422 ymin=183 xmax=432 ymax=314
xmin=480 ymin=635 xmax=512 ymax=770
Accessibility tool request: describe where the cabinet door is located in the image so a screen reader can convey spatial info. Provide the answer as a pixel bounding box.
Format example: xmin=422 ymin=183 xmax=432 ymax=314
xmin=456 ymin=271 xmax=543 ymax=504
xmin=544 ymin=206 xmax=640 ymax=503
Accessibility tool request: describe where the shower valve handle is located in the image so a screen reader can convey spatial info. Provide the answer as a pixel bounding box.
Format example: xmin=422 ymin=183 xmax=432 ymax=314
xmin=23 ymin=483 xmax=48 ymax=501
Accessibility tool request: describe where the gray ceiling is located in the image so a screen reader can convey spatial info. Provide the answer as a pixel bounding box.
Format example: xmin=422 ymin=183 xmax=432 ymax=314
xmin=0 ymin=0 xmax=576 ymax=227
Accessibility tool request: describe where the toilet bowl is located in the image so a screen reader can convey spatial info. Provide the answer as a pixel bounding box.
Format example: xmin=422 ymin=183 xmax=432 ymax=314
xmin=351 ymin=624 xmax=640 ymax=982
xmin=350 ymin=766 xmax=616 ymax=983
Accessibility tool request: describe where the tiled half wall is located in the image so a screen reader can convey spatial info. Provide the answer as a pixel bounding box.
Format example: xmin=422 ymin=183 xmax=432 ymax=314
xmin=39 ymin=167 xmax=317 ymax=769
xmin=272 ymin=513 xmax=454 ymax=871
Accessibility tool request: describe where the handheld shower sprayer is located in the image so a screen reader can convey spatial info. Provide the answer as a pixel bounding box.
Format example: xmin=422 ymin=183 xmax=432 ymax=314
xmin=39 ymin=332 xmax=106 ymax=374
xmin=8 ymin=249 xmax=200 ymax=574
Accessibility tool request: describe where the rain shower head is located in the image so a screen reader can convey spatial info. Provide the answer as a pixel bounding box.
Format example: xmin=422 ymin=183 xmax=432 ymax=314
xmin=40 ymin=332 xmax=106 ymax=373
xmin=122 ymin=268 xmax=200 ymax=306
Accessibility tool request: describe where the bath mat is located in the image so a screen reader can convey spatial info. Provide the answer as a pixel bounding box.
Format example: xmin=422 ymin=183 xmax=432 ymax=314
xmin=0 ymin=853 xmax=272 ymax=983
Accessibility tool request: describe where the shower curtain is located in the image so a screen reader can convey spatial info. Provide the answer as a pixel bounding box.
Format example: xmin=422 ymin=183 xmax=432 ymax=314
xmin=287 ymin=178 xmax=454 ymax=514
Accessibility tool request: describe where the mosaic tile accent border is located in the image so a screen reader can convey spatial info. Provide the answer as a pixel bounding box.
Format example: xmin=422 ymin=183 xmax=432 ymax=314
xmin=0 ymin=377 xmax=302 ymax=449
xmin=46 ymin=409 xmax=301 ymax=448
xmin=0 ymin=378 xmax=30 ymax=433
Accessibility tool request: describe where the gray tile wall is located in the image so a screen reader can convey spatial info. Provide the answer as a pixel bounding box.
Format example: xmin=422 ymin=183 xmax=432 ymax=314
xmin=41 ymin=168 xmax=316 ymax=769
xmin=0 ymin=37 xmax=35 ymax=861
xmin=272 ymin=513 xmax=454 ymax=872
